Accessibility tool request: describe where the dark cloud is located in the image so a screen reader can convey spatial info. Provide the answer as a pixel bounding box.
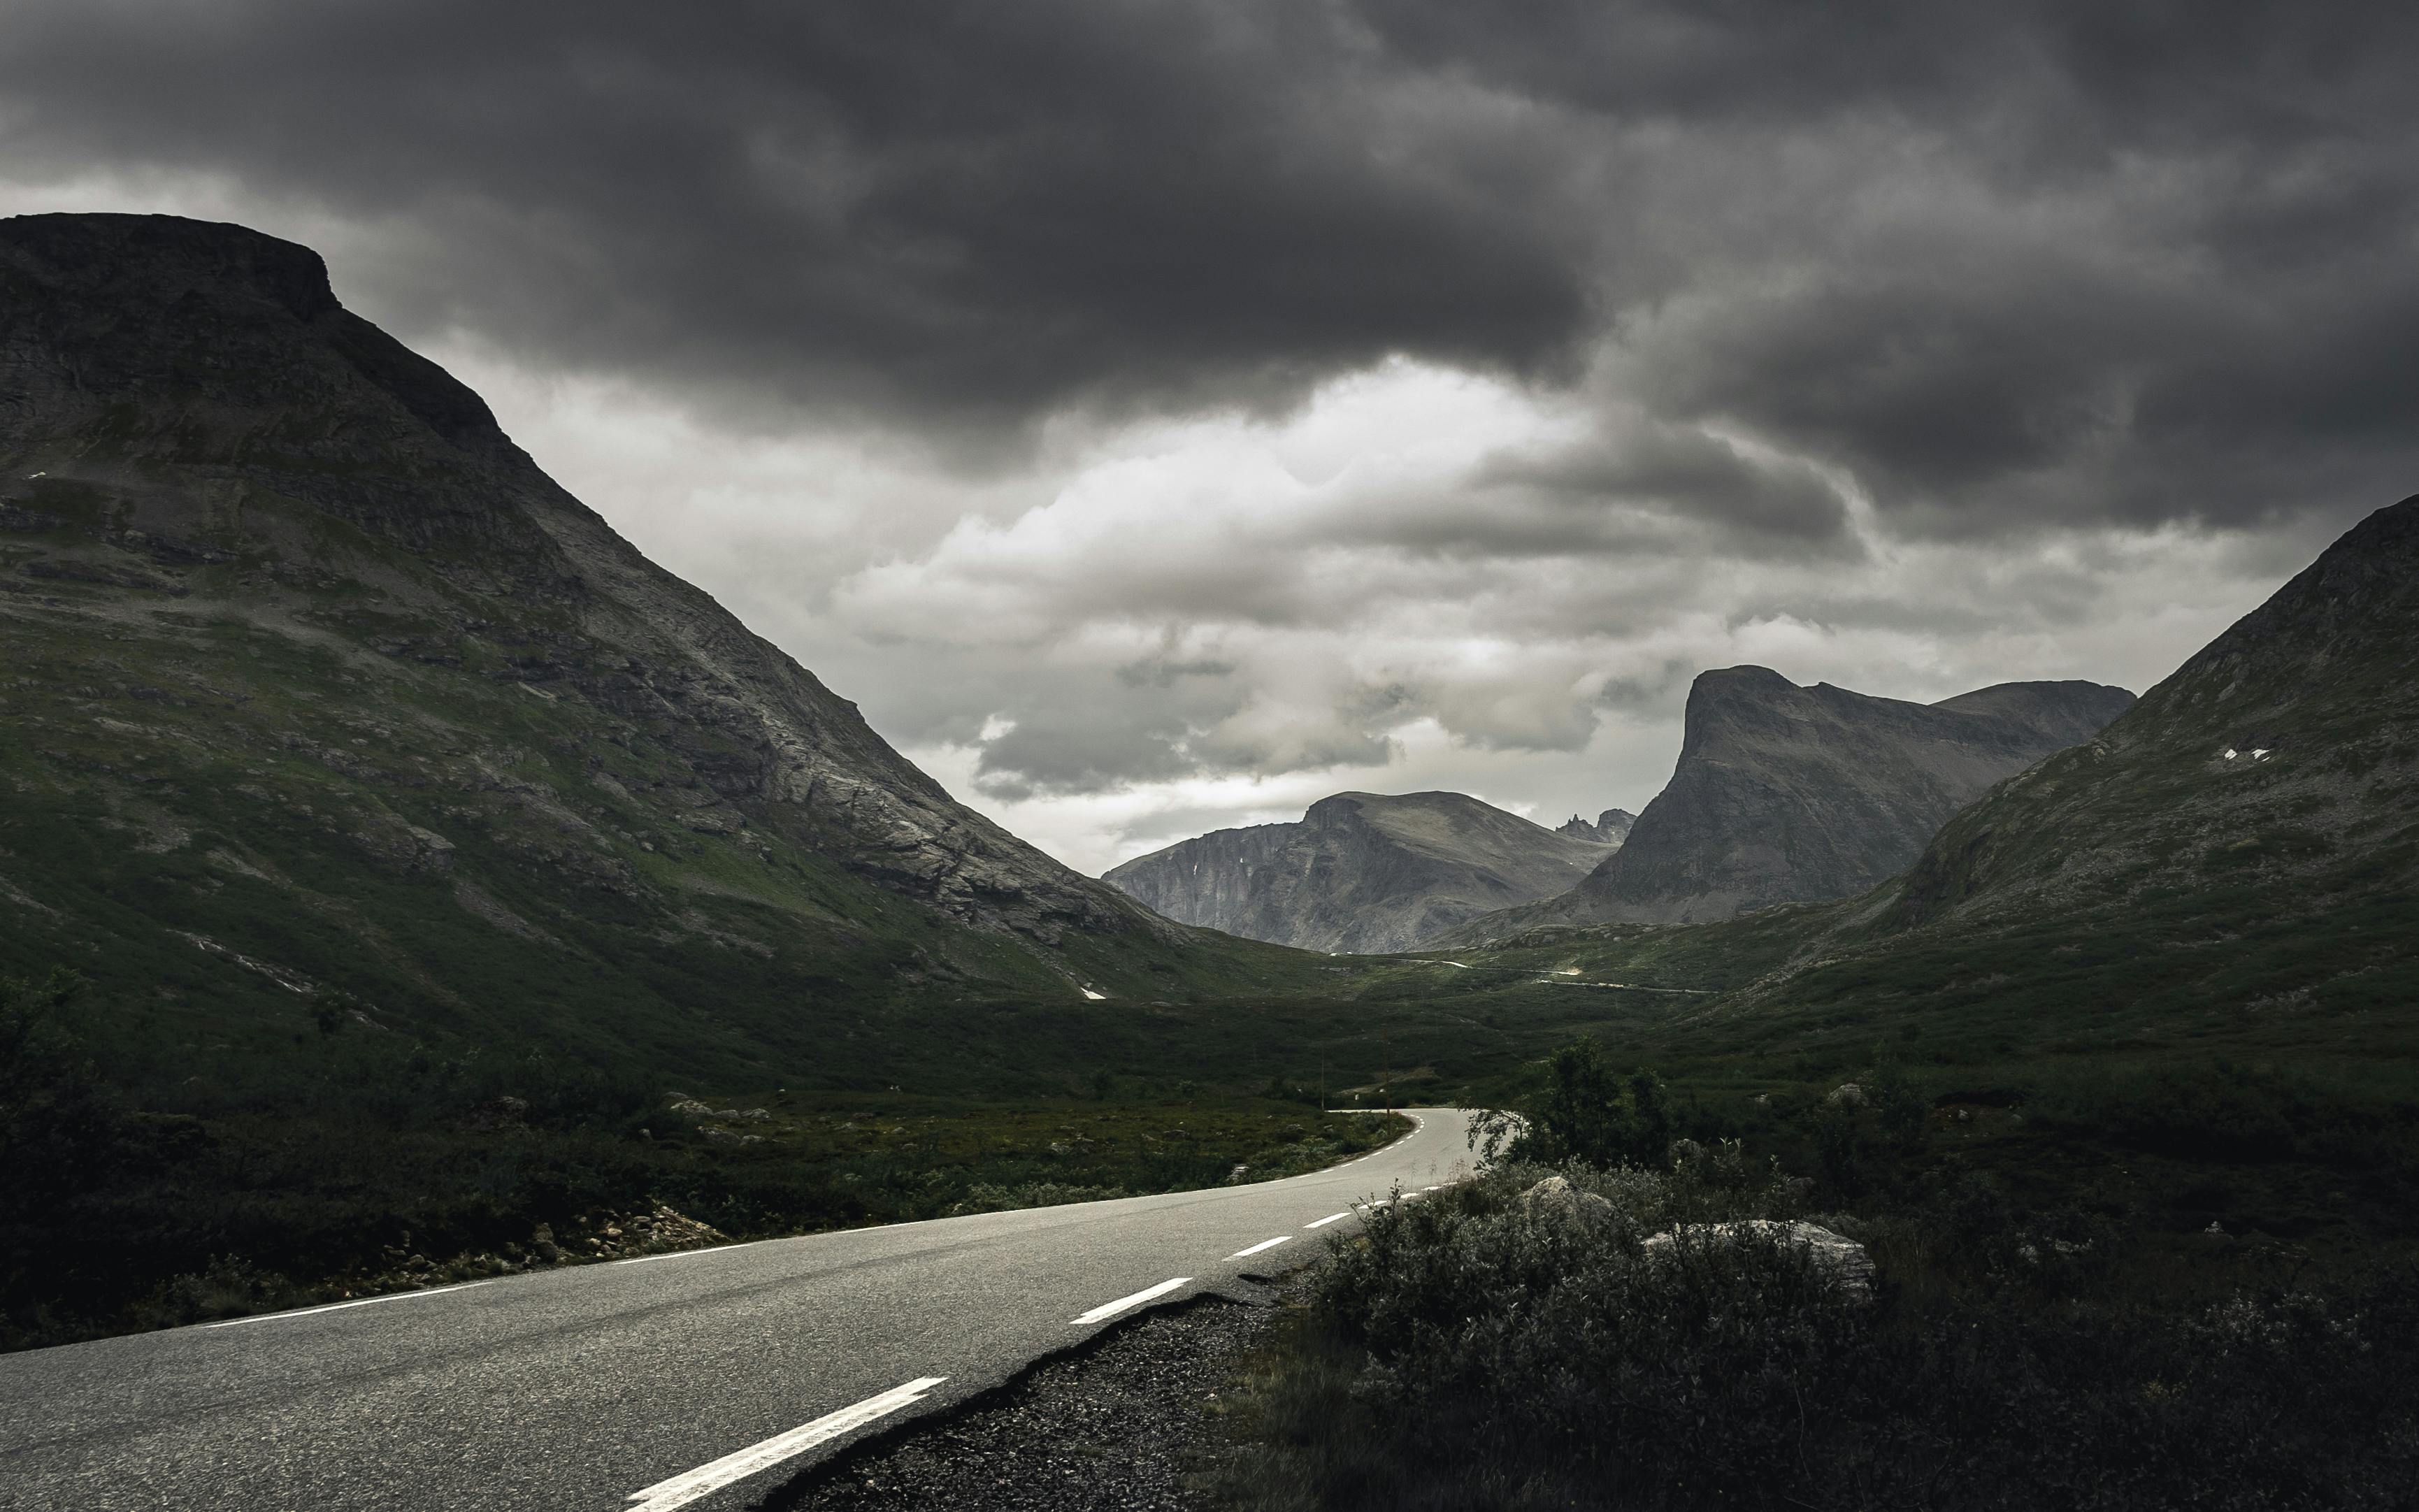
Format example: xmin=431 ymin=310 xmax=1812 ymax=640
xmin=1473 ymin=419 xmax=1855 ymax=545
xmin=0 ymin=0 xmax=1586 ymax=438
xmin=4 ymin=0 xmax=2414 ymax=537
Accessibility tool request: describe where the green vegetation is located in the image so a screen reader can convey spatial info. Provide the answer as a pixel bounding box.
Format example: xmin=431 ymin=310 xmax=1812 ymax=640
xmin=0 ymin=962 xmax=1405 ymax=1348
xmin=1209 ymin=1055 xmax=2419 ymax=1510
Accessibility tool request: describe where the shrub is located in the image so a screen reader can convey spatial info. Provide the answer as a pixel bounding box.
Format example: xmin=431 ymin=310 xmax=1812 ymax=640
xmin=1474 ymin=1037 xmax=1671 ymax=1168
xmin=1225 ymin=1163 xmax=2419 ymax=1511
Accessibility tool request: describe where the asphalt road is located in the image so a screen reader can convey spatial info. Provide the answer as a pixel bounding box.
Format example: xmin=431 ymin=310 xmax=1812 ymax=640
xmin=0 ymin=1107 xmax=1474 ymax=1512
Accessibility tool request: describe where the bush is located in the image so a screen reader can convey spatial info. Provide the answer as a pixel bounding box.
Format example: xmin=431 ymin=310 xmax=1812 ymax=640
xmin=1474 ymin=1037 xmax=1671 ymax=1168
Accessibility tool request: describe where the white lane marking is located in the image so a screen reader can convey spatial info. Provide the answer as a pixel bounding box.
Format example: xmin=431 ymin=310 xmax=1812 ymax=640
xmin=1305 ymin=1211 xmax=1353 ymax=1229
xmin=626 ymin=1376 xmax=947 ymax=1511
xmin=204 ymin=1281 xmax=489 ymax=1329
xmin=1230 ymin=1235 xmax=1292 ymax=1258
xmin=616 ymin=1243 xmax=749 ymax=1267
xmin=1070 ymin=1276 xmax=1190 ymax=1326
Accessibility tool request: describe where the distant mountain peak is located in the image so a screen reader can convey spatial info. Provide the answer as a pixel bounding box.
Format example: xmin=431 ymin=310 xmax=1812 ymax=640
xmin=1556 ymin=809 xmax=1638 ymax=844
xmin=1442 ymin=670 xmax=2134 ymax=941
xmin=1105 ymin=789 xmax=1614 ymax=953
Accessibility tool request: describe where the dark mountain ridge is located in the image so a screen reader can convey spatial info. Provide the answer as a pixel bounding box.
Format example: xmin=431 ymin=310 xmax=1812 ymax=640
xmin=0 ymin=213 xmax=1303 ymax=1085
xmin=3 ymin=213 xmax=1142 ymax=941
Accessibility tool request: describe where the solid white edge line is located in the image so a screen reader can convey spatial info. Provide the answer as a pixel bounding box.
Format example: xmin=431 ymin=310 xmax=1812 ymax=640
xmin=204 ymin=1281 xmax=489 ymax=1329
xmin=626 ymin=1376 xmax=947 ymax=1511
xmin=1070 ymin=1276 xmax=1190 ymax=1326
xmin=1305 ymin=1211 xmax=1352 ymax=1229
xmin=616 ymin=1242 xmax=750 ymax=1267
xmin=1230 ymin=1235 xmax=1292 ymax=1259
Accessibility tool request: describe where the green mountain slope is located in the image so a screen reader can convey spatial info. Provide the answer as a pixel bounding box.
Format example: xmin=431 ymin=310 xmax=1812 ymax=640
xmin=1890 ymin=496 xmax=2419 ymax=935
xmin=0 ymin=213 xmax=1321 ymax=1090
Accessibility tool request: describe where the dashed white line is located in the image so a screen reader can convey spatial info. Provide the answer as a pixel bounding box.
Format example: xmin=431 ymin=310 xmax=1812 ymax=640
xmin=1070 ymin=1276 xmax=1191 ymax=1326
xmin=203 ymin=1281 xmax=489 ymax=1329
xmin=1230 ymin=1235 xmax=1292 ymax=1258
xmin=625 ymin=1376 xmax=947 ymax=1511
xmin=1305 ymin=1211 xmax=1353 ymax=1229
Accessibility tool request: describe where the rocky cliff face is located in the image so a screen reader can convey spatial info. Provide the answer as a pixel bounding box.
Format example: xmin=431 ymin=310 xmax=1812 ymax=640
xmin=0 ymin=215 xmax=1242 ymax=1056
xmin=1447 ymin=672 xmax=2134 ymax=938
xmin=1890 ymin=496 xmax=2419 ymax=931
xmin=1104 ymin=791 xmax=1617 ymax=953
xmin=1556 ymin=809 xmax=1637 ymax=844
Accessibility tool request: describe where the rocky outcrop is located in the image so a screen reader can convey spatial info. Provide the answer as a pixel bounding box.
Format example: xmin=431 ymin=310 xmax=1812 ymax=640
xmin=1104 ymin=791 xmax=1617 ymax=953
xmin=1448 ymin=672 xmax=2134 ymax=937
xmin=1556 ymin=809 xmax=1637 ymax=844
xmin=1519 ymin=1174 xmax=1614 ymax=1225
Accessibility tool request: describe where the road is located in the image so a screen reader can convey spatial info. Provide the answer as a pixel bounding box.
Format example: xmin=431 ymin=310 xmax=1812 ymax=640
xmin=0 ymin=1108 xmax=1474 ymax=1511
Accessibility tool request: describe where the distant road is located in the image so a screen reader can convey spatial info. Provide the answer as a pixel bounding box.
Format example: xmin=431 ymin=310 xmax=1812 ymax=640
xmin=0 ymin=1109 xmax=1474 ymax=1511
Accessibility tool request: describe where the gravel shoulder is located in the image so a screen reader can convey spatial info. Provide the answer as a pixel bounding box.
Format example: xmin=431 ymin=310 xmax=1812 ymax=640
xmin=763 ymin=1286 xmax=1290 ymax=1511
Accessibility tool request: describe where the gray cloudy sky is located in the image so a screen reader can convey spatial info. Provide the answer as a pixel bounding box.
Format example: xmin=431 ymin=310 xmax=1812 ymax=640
xmin=6 ymin=1 xmax=2413 ymax=871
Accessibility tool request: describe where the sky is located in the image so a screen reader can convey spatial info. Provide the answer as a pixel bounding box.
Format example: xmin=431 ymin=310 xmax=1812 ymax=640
xmin=4 ymin=1 xmax=2412 ymax=874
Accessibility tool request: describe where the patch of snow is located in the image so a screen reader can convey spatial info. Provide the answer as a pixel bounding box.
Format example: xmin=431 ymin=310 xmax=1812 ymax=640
xmin=2222 ymin=748 xmax=2238 ymax=760
xmin=1079 ymin=988 xmax=1106 ymax=1000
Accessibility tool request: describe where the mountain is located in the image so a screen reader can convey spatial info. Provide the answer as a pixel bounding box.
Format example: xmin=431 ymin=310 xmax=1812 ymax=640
xmin=1444 ymin=672 xmax=2134 ymax=939
xmin=1890 ymin=496 xmax=2419 ymax=936
xmin=1635 ymin=494 xmax=2419 ymax=1044
xmin=1103 ymin=791 xmax=1618 ymax=953
xmin=1555 ymin=809 xmax=1637 ymax=844
xmin=0 ymin=213 xmax=1300 ymax=1085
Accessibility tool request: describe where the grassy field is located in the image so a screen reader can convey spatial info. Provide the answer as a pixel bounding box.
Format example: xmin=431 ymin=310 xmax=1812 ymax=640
xmin=2 ymin=968 xmax=1407 ymax=1349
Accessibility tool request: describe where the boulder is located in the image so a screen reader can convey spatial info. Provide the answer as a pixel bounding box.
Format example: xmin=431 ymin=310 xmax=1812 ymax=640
xmin=1642 ymin=1219 xmax=1874 ymax=1297
xmin=1519 ymin=1174 xmax=1614 ymax=1225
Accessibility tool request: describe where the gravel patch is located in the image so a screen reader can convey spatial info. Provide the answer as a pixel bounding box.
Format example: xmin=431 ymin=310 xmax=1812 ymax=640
xmin=764 ymin=1295 xmax=1275 ymax=1511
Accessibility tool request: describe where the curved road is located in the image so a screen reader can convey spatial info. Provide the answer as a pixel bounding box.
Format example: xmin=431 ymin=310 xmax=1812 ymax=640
xmin=0 ymin=1109 xmax=1474 ymax=1511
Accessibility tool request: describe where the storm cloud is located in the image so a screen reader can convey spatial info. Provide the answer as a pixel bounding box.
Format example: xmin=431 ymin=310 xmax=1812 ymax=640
xmin=4 ymin=1 xmax=2412 ymax=866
